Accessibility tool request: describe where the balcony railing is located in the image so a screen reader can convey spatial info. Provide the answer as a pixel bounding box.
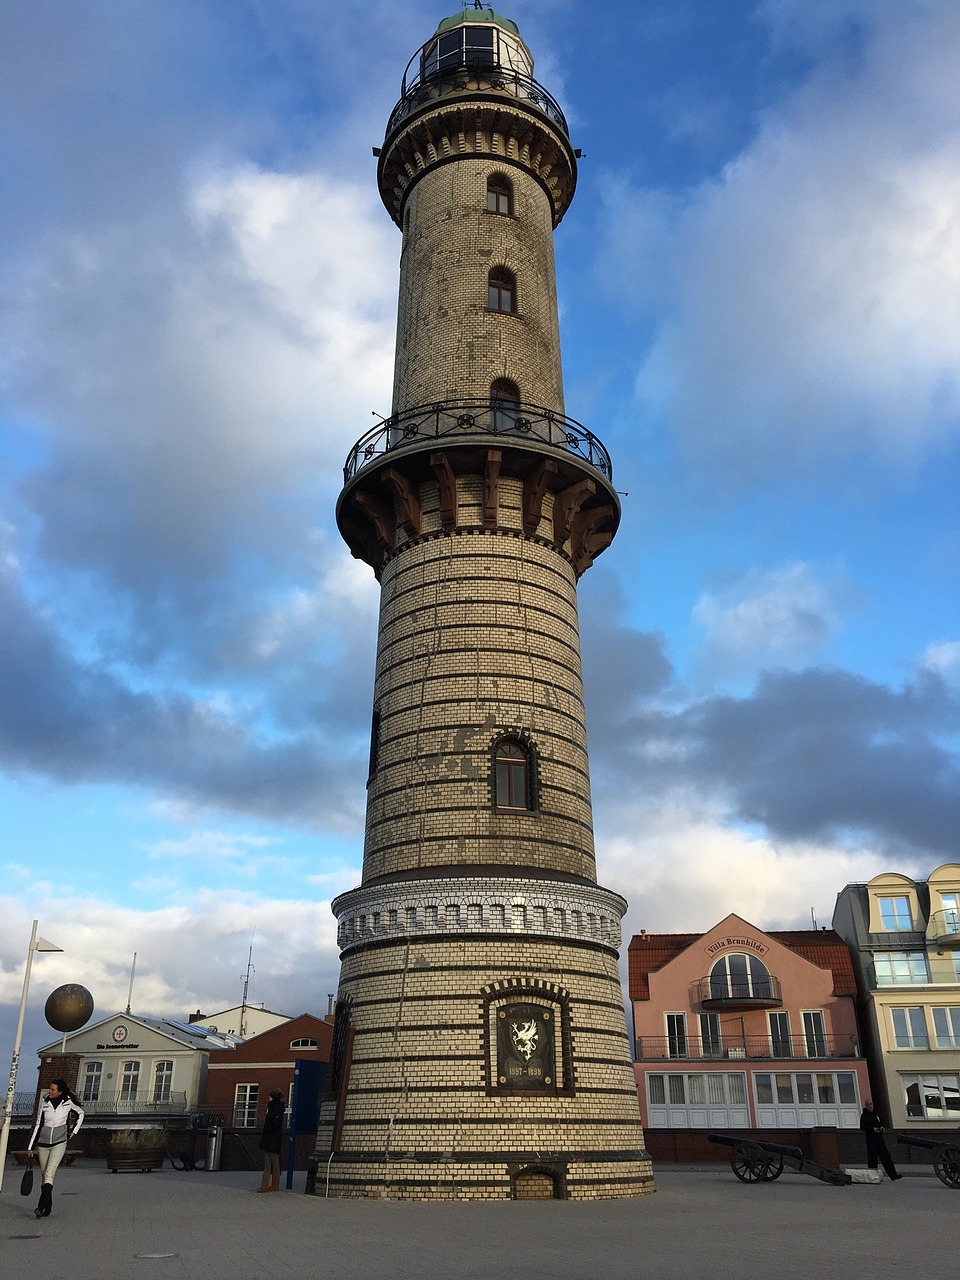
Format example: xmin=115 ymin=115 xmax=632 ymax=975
xmin=344 ymin=399 xmax=612 ymax=483
xmin=929 ymin=909 xmax=960 ymax=945
xmin=78 ymin=1091 xmax=189 ymax=1117
xmin=387 ymin=64 xmax=568 ymax=138
xmin=635 ymin=1034 xmax=860 ymax=1063
xmin=697 ymin=976 xmax=783 ymax=1009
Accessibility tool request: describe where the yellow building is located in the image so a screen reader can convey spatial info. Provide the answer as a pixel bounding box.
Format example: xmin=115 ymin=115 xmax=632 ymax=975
xmin=833 ymin=866 xmax=960 ymax=1127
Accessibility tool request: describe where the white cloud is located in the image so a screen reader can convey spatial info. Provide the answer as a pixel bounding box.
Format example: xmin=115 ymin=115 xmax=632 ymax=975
xmin=691 ymin=561 xmax=853 ymax=683
xmin=920 ymin=640 xmax=960 ymax=686
xmin=146 ymin=830 xmax=279 ymax=862
xmin=0 ymin=891 xmax=343 ymax=1056
xmin=606 ymin=1 xmax=960 ymax=477
xmin=597 ymin=801 xmax=906 ymax=939
xmin=4 ymin=161 xmax=397 ymax=610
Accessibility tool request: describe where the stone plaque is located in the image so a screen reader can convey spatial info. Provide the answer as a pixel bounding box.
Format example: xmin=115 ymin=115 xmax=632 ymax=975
xmin=496 ymin=1002 xmax=556 ymax=1090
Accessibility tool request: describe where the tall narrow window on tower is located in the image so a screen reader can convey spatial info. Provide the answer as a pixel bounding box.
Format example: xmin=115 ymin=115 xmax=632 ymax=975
xmin=488 ymin=267 xmax=516 ymax=313
xmin=494 ymin=737 xmax=532 ymax=810
xmin=490 ymin=378 xmax=520 ymax=429
xmin=487 ymin=174 xmax=514 ymax=216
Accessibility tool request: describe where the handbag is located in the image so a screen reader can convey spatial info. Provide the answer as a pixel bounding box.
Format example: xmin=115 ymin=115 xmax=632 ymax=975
xmin=20 ymin=1164 xmax=34 ymax=1196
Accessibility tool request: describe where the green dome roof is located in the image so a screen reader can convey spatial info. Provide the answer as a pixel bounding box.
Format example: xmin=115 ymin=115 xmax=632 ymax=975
xmin=435 ymin=8 xmax=520 ymax=37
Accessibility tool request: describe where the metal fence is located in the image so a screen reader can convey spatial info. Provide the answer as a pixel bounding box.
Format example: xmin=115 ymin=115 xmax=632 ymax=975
xmin=635 ymin=1034 xmax=860 ymax=1063
xmin=386 ymin=65 xmax=568 ymax=137
xmin=344 ymin=399 xmax=612 ymax=483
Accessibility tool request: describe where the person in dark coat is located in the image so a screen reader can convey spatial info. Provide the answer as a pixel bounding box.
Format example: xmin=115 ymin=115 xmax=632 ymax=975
xmin=860 ymin=1099 xmax=902 ymax=1180
xmin=256 ymin=1090 xmax=285 ymax=1192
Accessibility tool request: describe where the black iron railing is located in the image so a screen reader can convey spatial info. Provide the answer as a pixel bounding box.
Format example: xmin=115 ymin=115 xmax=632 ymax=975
xmin=635 ymin=1034 xmax=860 ymax=1062
xmin=344 ymin=399 xmax=612 ymax=483
xmin=78 ymin=1091 xmax=189 ymax=1116
xmin=387 ymin=65 xmax=568 ymax=138
xmin=697 ymin=976 xmax=783 ymax=1006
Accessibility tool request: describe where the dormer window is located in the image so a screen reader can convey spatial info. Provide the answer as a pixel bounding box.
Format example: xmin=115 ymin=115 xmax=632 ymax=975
xmin=878 ymin=896 xmax=912 ymax=930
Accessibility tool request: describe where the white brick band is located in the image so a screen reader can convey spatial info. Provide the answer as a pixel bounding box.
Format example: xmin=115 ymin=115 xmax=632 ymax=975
xmin=333 ymin=876 xmax=627 ymax=954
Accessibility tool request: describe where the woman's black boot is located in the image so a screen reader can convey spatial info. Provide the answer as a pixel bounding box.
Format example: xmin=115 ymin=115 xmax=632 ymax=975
xmin=36 ymin=1183 xmax=53 ymax=1217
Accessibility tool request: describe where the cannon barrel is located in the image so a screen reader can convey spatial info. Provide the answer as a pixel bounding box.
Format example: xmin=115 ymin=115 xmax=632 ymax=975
xmin=895 ymin=1133 xmax=953 ymax=1151
xmin=708 ymin=1133 xmax=802 ymax=1159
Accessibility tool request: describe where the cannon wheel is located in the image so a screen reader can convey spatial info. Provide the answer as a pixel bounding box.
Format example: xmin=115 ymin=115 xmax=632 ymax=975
xmin=933 ymin=1147 xmax=960 ymax=1189
xmin=730 ymin=1142 xmax=771 ymax=1183
xmin=761 ymin=1153 xmax=784 ymax=1181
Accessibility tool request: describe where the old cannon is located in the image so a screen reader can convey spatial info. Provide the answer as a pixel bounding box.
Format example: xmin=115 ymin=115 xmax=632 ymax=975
xmin=708 ymin=1133 xmax=851 ymax=1186
xmin=895 ymin=1132 xmax=960 ymax=1188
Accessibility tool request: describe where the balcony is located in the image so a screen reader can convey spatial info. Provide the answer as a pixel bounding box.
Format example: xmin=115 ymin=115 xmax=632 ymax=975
xmin=697 ymin=975 xmax=783 ymax=1010
xmin=929 ymin=909 xmax=960 ymax=947
xmin=634 ymin=1033 xmax=860 ymax=1063
xmin=78 ymin=1090 xmax=189 ymax=1119
xmin=386 ymin=61 xmax=568 ymax=138
xmin=343 ymin=399 xmax=613 ymax=483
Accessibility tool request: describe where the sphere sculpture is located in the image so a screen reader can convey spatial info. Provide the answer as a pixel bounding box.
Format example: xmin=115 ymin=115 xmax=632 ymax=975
xmin=44 ymin=983 xmax=95 ymax=1033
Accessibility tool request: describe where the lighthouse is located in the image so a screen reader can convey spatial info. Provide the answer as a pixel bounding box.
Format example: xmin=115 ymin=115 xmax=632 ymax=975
xmin=315 ymin=7 xmax=654 ymax=1201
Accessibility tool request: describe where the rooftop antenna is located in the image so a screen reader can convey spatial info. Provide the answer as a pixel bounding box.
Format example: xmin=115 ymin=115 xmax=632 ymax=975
xmin=239 ymin=943 xmax=255 ymax=1038
xmin=810 ymin=907 xmax=818 ymax=930
xmin=125 ymin=952 xmax=137 ymax=1016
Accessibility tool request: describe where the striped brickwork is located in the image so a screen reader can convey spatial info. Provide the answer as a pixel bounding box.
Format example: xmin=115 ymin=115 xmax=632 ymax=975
xmin=363 ymin=478 xmax=595 ymax=884
xmin=321 ymin=13 xmax=653 ymax=1200
xmin=393 ymin=155 xmax=564 ymax=413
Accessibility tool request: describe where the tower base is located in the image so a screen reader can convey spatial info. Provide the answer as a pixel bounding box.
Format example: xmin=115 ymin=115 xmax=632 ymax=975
xmin=314 ymin=1153 xmax=654 ymax=1201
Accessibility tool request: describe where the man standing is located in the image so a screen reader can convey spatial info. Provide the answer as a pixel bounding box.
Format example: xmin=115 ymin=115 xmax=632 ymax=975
xmin=860 ymin=1099 xmax=903 ymax=1180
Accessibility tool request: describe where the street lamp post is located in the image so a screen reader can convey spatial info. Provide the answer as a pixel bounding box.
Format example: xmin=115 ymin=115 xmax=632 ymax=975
xmin=0 ymin=920 xmax=63 ymax=1193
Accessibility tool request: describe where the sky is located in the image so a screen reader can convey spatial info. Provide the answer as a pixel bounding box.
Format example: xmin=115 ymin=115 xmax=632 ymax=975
xmin=2 ymin=0 xmax=958 ymax=1066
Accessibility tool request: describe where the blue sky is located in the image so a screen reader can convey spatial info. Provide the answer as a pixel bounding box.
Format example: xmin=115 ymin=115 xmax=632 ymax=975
xmin=2 ymin=0 xmax=958 ymax=1059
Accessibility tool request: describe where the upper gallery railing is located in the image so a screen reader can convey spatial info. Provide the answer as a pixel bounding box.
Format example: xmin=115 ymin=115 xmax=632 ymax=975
xmin=343 ymin=399 xmax=613 ymax=483
xmin=386 ymin=64 xmax=568 ymax=137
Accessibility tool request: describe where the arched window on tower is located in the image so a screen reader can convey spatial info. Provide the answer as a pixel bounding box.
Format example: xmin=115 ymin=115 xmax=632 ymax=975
xmin=490 ymin=378 xmax=520 ymax=430
xmin=487 ymin=174 xmax=513 ymax=216
xmin=488 ymin=267 xmax=516 ymax=314
xmin=493 ymin=736 xmax=536 ymax=811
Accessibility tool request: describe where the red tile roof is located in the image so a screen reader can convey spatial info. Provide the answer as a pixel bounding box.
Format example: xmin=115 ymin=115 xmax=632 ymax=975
xmin=627 ymin=929 xmax=857 ymax=999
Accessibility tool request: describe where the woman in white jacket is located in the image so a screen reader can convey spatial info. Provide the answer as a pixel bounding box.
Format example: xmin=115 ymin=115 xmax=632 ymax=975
xmin=27 ymin=1078 xmax=84 ymax=1218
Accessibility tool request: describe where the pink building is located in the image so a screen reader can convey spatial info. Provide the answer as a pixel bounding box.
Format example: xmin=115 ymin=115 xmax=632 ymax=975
xmin=629 ymin=914 xmax=871 ymax=1131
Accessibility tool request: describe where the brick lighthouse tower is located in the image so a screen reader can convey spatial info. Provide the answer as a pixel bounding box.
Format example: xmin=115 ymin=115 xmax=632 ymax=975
xmin=316 ymin=7 xmax=653 ymax=1201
